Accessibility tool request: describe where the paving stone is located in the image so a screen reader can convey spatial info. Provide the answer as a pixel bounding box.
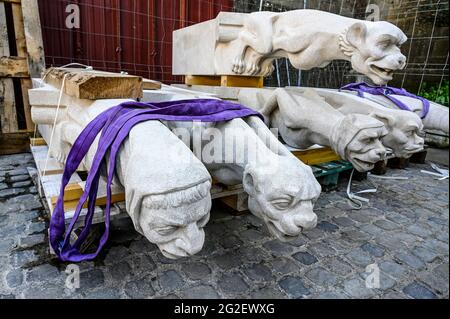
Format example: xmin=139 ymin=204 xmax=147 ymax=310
xmin=127 ymin=254 xmax=157 ymax=275
xmin=316 ymin=221 xmax=339 ymax=232
xmin=345 ymin=249 xmax=374 ymax=268
xmin=23 ymin=283 xmax=65 ymax=299
xmin=432 ymin=263 xmax=449 ymax=281
xmin=361 ymin=242 xmax=385 ymax=257
xmin=308 ymin=243 xmax=337 ymax=257
xmin=27 ymin=264 xmax=60 ymax=283
xmin=212 ymin=252 xmax=242 ymax=270
xmin=322 ymin=257 xmax=353 ymax=276
xmin=250 ymin=285 xmax=286 ymax=299
xmin=270 ymin=257 xmax=301 ymax=275
xmin=80 ymin=269 xmax=105 ymax=290
xmin=332 ymin=217 xmax=355 ymax=227
xmin=343 ymin=277 xmax=376 ymax=298
xmin=379 ymin=261 xmax=408 ymax=279
xmin=26 ymin=222 xmax=46 ymax=235
xmin=218 ymin=235 xmax=243 ymax=249
xmin=341 ymin=229 xmax=371 ymax=242
xmin=124 ymin=275 xmax=156 ymax=298
xmin=263 ymin=239 xmax=294 ymax=256
xmin=7 ymin=168 xmax=29 ymax=176
xmin=395 ymin=252 xmax=426 ymax=270
xmin=84 ymin=287 xmax=121 ymax=299
xmin=407 ymin=225 xmax=433 ymax=238
xmin=314 ymin=291 xmax=349 ymax=299
xmin=181 ymin=262 xmax=211 ymax=280
xmin=0 ymin=188 xmax=25 ymax=198
xmin=11 ymin=181 xmax=32 ymax=188
xmin=243 ymin=263 xmax=273 ymax=282
xmin=279 ymin=276 xmax=310 ymax=298
xmin=6 ymin=269 xmax=24 ymax=288
xmin=156 ymin=270 xmax=185 ymax=291
xmin=292 ymin=251 xmax=318 ymax=265
xmin=218 ymin=272 xmax=249 ymax=295
xmin=373 ymin=219 xmax=399 ymax=230
xmin=239 ymin=229 xmax=266 ymax=242
xmin=403 ymin=282 xmax=438 ymax=299
xmin=109 ymin=261 xmax=132 ymax=280
xmin=305 ymin=267 xmax=339 ymax=287
xmin=180 ymin=285 xmax=220 ymax=299
xmin=420 ymin=271 xmax=449 ymax=295
xmin=18 ymin=234 xmax=46 ymax=249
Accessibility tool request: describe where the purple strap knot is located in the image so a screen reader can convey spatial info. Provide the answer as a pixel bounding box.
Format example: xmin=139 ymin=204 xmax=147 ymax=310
xmin=49 ymin=99 xmax=263 ymax=262
xmin=340 ymin=82 xmax=430 ymax=119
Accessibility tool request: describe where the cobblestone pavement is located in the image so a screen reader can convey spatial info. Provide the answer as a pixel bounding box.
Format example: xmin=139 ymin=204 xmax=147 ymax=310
xmin=0 ymin=152 xmax=448 ymax=299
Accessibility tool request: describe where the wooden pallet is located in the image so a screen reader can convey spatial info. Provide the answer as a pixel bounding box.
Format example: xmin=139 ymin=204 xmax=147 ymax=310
xmin=0 ymin=0 xmax=45 ymax=154
xmin=185 ymin=75 xmax=264 ymax=88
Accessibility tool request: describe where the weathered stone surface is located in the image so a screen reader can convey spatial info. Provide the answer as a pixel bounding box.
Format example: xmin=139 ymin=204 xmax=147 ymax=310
xmin=0 ymin=154 xmax=448 ymax=299
xmin=403 ymin=282 xmax=438 ymax=299
xmin=279 ymin=276 xmax=310 ymax=298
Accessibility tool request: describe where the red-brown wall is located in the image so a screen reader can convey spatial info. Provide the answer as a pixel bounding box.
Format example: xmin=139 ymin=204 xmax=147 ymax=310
xmin=38 ymin=0 xmax=233 ymax=83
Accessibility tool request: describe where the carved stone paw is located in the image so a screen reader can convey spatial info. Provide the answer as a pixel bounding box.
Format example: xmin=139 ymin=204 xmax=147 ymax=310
xmin=232 ymin=57 xmax=246 ymax=74
xmin=262 ymin=64 xmax=275 ymax=76
xmin=246 ymin=62 xmax=261 ymax=75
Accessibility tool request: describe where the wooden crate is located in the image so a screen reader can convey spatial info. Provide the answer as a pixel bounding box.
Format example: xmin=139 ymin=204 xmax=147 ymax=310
xmin=0 ymin=0 xmax=45 ymax=154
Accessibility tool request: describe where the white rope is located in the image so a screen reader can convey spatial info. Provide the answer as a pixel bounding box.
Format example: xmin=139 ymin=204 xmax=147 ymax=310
xmin=421 ymin=162 xmax=449 ymax=180
xmin=346 ymin=169 xmax=378 ymax=210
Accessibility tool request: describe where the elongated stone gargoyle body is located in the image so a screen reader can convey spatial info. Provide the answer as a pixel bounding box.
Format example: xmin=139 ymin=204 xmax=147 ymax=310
xmin=238 ymin=88 xmax=388 ymax=172
xmin=162 ymin=116 xmax=322 ymax=241
xmin=340 ymin=89 xmax=449 ymax=135
xmin=174 ymin=10 xmax=407 ymax=85
xmin=302 ymin=88 xmax=425 ymax=158
xmin=29 ymin=83 xmax=212 ymax=259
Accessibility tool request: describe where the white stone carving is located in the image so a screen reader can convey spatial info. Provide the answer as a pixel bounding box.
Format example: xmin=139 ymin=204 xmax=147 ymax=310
xmin=29 ymin=82 xmax=213 ymax=259
xmin=341 ymin=89 xmax=449 ymax=135
xmin=173 ymin=10 xmax=407 ymax=84
xmin=162 ymin=116 xmax=322 ymax=241
xmin=301 ymin=88 xmax=425 ymax=158
xmin=238 ymin=88 xmax=388 ymax=172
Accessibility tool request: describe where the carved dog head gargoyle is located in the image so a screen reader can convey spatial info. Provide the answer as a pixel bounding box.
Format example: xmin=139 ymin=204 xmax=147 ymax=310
xmin=243 ymin=155 xmax=321 ymax=242
xmin=369 ymin=110 xmax=424 ymax=158
xmin=340 ymin=21 xmax=407 ymax=85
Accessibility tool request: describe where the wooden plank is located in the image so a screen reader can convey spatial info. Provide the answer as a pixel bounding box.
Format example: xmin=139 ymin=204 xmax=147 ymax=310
xmin=0 ymin=0 xmax=21 ymax=4
xmin=12 ymin=2 xmax=34 ymax=131
xmin=20 ymin=0 xmax=45 ymax=78
xmin=0 ymin=2 xmax=18 ymax=133
xmin=0 ymin=132 xmax=30 ymax=154
xmin=291 ymin=147 xmax=341 ymax=166
xmin=221 ymin=75 xmax=264 ymax=88
xmin=142 ymin=78 xmax=162 ymax=90
xmin=0 ymin=56 xmax=29 ymax=77
xmin=43 ymin=67 xmax=144 ymax=100
xmin=185 ymin=75 xmax=221 ymax=87
xmin=219 ymin=193 xmax=249 ymax=214
xmin=30 ymin=137 xmax=46 ymax=146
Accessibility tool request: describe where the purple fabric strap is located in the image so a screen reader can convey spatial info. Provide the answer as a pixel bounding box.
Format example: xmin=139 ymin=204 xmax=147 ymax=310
xmin=49 ymin=99 xmax=263 ymax=262
xmin=340 ymin=82 xmax=430 ymax=119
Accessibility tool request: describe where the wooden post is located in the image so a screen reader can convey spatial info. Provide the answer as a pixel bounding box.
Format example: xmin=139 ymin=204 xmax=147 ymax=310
xmin=0 ymin=2 xmax=18 ymax=133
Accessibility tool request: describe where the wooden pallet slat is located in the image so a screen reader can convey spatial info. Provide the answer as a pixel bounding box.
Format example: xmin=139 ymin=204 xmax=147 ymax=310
xmin=0 ymin=56 xmax=29 ymax=77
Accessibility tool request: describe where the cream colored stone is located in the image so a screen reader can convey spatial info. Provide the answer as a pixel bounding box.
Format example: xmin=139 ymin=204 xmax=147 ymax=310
xmin=29 ymin=82 xmax=213 ymax=260
xmin=341 ymin=89 xmax=449 ymax=135
xmin=173 ymin=10 xmax=407 ymax=85
xmin=238 ymin=88 xmax=388 ymax=172
xmin=299 ymin=88 xmax=425 ymax=158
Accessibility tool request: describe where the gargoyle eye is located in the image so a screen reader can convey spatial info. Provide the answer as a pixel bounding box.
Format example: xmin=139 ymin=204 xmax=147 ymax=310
xmin=377 ymin=41 xmax=391 ymax=50
xmin=155 ymin=225 xmax=179 ymax=236
xmin=271 ymin=197 xmax=293 ymax=210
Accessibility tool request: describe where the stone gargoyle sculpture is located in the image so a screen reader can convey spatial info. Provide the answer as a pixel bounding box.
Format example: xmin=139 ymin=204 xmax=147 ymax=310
xmin=301 ymin=88 xmax=425 ymax=158
xmin=238 ymin=88 xmax=388 ymax=172
xmin=162 ymin=115 xmax=322 ymax=241
xmin=30 ymin=83 xmax=213 ymax=259
xmin=173 ymin=10 xmax=407 ymax=85
xmin=340 ymin=89 xmax=449 ymax=135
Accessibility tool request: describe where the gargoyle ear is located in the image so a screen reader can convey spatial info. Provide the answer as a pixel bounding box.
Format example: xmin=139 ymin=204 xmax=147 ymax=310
xmin=347 ymin=22 xmax=368 ymax=47
xmin=243 ymin=166 xmax=258 ymax=196
xmin=370 ymin=111 xmax=395 ymax=129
